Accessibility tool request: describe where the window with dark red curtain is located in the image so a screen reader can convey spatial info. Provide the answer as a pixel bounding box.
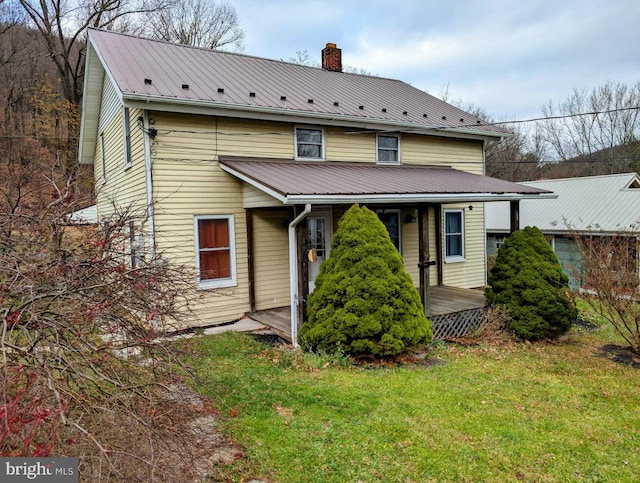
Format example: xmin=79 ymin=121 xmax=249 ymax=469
xmin=198 ymin=218 xmax=231 ymax=280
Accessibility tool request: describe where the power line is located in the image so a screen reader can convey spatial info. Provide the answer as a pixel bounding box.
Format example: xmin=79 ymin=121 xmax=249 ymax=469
xmin=478 ymin=106 xmax=640 ymax=128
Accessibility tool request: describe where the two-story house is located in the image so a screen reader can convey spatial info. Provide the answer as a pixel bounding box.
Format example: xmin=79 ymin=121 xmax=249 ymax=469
xmin=79 ymin=29 xmax=551 ymax=344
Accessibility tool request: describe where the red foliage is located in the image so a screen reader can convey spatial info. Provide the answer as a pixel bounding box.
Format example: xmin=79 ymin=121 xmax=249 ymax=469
xmin=0 ymin=370 xmax=62 ymax=457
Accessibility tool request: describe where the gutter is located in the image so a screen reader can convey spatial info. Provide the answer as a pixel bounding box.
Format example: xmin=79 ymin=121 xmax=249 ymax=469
xmin=288 ymin=204 xmax=312 ymax=348
xmin=123 ymin=93 xmax=505 ymax=140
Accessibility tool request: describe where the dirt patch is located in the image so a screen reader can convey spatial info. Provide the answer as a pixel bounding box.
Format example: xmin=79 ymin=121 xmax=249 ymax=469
xmin=164 ymin=384 xmax=250 ymax=482
xmin=596 ymin=344 xmax=640 ymax=369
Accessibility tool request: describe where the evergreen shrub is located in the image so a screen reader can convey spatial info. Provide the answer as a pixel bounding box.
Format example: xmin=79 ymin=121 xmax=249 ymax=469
xmin=485 ymin=226 xmax=577 ymax=340
xmin=299 ymin=204 xmax=432 ymax=357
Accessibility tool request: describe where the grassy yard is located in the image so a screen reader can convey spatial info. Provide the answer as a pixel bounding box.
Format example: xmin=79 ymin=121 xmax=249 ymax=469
xmin=182 ymin=313 xmax=640 ymax=482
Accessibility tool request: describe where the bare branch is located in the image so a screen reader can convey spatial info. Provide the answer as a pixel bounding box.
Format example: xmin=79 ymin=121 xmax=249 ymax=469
xmin=143 ymin=0 xmax=245 ymax=51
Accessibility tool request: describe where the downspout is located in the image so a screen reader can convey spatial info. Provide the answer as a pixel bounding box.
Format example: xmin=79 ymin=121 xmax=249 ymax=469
xmin=142 ymin=110 xmax=156 ymax=259
xmin=482 ymin=139 xmax=487 ymax=286
xmin=289 ymin=204 xmax=312 ymax=348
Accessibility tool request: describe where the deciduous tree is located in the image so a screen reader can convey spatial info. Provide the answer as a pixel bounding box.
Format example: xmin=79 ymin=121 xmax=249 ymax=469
xmin=539 ymin=81 xmax=640 ymax=176
xmin=144 ymin=0 xmax=245 ymax=51
xmin=573 ymin=228 xmax=640 ymax=354
xmin=0 ymin=194 xmax=210 ymax=477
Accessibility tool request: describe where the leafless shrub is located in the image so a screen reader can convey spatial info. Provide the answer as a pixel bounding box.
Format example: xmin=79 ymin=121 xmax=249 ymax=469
xmin=573 ymin=229 xmax=640 ymax=354
xmin=0 ymin=192 xmax=223 ymax=479
xmin=468 ymin=305 xmax=514 ymax=344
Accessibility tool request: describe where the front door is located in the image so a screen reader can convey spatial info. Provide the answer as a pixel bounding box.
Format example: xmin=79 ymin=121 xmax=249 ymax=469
xmin=307 ymin=210 xmax=332 ymax=292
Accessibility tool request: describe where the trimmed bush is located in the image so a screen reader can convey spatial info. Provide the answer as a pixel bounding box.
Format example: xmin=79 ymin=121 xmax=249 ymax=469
xmin=485 ymin=226 xmax=577 ymax=340
xmin=299 ymin=204 xmax=432 ymax=357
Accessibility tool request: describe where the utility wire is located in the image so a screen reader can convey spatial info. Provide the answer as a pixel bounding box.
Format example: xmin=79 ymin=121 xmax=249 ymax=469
xmin=1 ymin=105 xmax=638 ymax=140
xmin=475 ymin=106 xmax=640 ymax=128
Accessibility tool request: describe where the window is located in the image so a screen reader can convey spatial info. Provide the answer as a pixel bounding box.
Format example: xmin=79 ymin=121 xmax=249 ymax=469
xmin=445 ymin=209 xmax=464 ymax=261
xmin=376 ymin=210 xmax=401 ymax=251
xmin=100 ymin=133 xmax=107 ymax=183
xmin=295 ymin=128 xmax=324 ymax=159
xmin=123 ymin=107 xmax=132 ymax=168
xmin=377 ymin=135 xmax=400 ymax=164
xmin=195 ymin=215 xmax=236 ymax=288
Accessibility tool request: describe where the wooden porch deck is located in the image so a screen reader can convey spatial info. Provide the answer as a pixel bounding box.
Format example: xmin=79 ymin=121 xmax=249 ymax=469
xmin=247 ymin=286 xmax=487 ymax=342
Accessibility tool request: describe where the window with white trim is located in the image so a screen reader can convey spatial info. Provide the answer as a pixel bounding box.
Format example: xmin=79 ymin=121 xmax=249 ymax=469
xmin=295 ymin=127 xmax=324 ymax=159
xmin=444 ymin=209 xmax=464 ymax=261
xmin=377 ymin=134 xmax=400 ymax=164
xmin=123 ymin=107 xmax=132 ymax=168
xmin=195 ymin=215 xmax=236 ymax=288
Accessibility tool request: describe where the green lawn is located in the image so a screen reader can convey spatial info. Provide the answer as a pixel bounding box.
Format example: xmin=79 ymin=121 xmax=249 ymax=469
xmin=183 ymin=317 xmax=640 ymax=482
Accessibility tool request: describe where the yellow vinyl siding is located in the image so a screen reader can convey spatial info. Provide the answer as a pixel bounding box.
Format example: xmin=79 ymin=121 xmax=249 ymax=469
xmin=399 ymin=208 xmax=419 ymax=285
xmin=98 ymin=75 xmax=120 ymax=133
xmin=95 ymin=107 xmax=147 ymax=214
xmin=79 ymin=46 xmax=104 ymax=164
xmin=242 ymin=184 xmax=283 ymax=208
xmin=96 ymin=110 xmax=491 ymax=328
xmin=215 ymin=118 xmax=293 ymax=158
xmin=150 ymin=112 xmax=249 ymax=327
xmin=441 ymin=203 xmax=485 ymax=288
xmin=252 ymin=210 xmax=291 ymax=310
xmin=325 ymin=128 xmax=374 ymax=162
xmin=402 ymin=135 xmax=483 ymax=174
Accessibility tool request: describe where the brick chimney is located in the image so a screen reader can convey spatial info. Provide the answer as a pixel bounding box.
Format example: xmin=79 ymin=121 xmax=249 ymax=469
xmin=322 ymin=43 xmax=342 ymax=72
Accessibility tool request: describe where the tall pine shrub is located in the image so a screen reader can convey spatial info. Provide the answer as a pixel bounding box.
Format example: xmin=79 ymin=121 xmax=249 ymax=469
xmin=299 ymin=204 xmax=432 ymax=357
xmin=485 ymin=226 xmax=577 ymax=340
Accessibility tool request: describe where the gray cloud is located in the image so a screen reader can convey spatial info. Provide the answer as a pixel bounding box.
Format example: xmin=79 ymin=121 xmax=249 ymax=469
xmin=233 ymin=0 xmax=640 ymax=120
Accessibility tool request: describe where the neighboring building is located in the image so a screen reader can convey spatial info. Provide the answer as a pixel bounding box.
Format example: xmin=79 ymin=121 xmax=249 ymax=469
xmin=78 ymin=29 xmax=552 ymax=343
xmin=486 ymin=173 xmax=640 ymax=290
xmin=67 ymin=204 xmax=98 ymax=225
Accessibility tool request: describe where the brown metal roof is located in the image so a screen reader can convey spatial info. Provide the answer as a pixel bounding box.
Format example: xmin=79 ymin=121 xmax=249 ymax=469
xmin=88 ymin=28 xmax=507 ymax=137
xmin=218 ymin=156 xmax=553 ymax=204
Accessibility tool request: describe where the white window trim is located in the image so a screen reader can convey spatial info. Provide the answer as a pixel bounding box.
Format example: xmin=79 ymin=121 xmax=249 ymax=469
xmin=194 ymin=214 xmax=237 ymax=289
xmin=444 ymin=209 xmax=465 ymax=263
xmin=294 ymin=126 xmax=325 ymax=161
xmin=123 ymin=107 xmax=132 ymax=169
xmin=376 ymin=134 xmax=401 ymax=164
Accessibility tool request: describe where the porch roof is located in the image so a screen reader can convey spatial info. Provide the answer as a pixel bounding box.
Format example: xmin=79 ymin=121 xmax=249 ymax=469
xmin=218 ymin=156 xmax=555 ymax=204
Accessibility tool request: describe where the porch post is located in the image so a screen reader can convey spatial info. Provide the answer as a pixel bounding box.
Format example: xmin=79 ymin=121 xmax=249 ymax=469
xmin=297 ymin=218 xmax=309 ymax=325
xmin=435 ymin=204 xmax=443 ymax=285
xmin=417 ymin=204 xmax=431 ymax=315
xmin=510 ymin=200 xmax=520 ymax=233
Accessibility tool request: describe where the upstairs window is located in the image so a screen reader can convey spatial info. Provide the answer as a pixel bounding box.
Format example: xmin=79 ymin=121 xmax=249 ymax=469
xmin=445 ymin=209 xmax=464 ymax=261
xmin=377 ymin=134 xmax=400 ymax=164
xmin=195 ymin=215 xmax=236 ymax=288
xmin=295 ymin=128 xmax=324 ymax=160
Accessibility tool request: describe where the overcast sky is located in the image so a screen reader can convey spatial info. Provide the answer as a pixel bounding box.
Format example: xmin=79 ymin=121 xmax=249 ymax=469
xmin=232 ymin=0 xmax=640 ymax=121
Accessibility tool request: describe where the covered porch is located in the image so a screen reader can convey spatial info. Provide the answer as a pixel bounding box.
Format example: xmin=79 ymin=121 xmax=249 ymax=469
xmin=219 ymin=156 xmax=555 ymax=346
xmin=247 ymin=285 xmax=487 ymax=342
